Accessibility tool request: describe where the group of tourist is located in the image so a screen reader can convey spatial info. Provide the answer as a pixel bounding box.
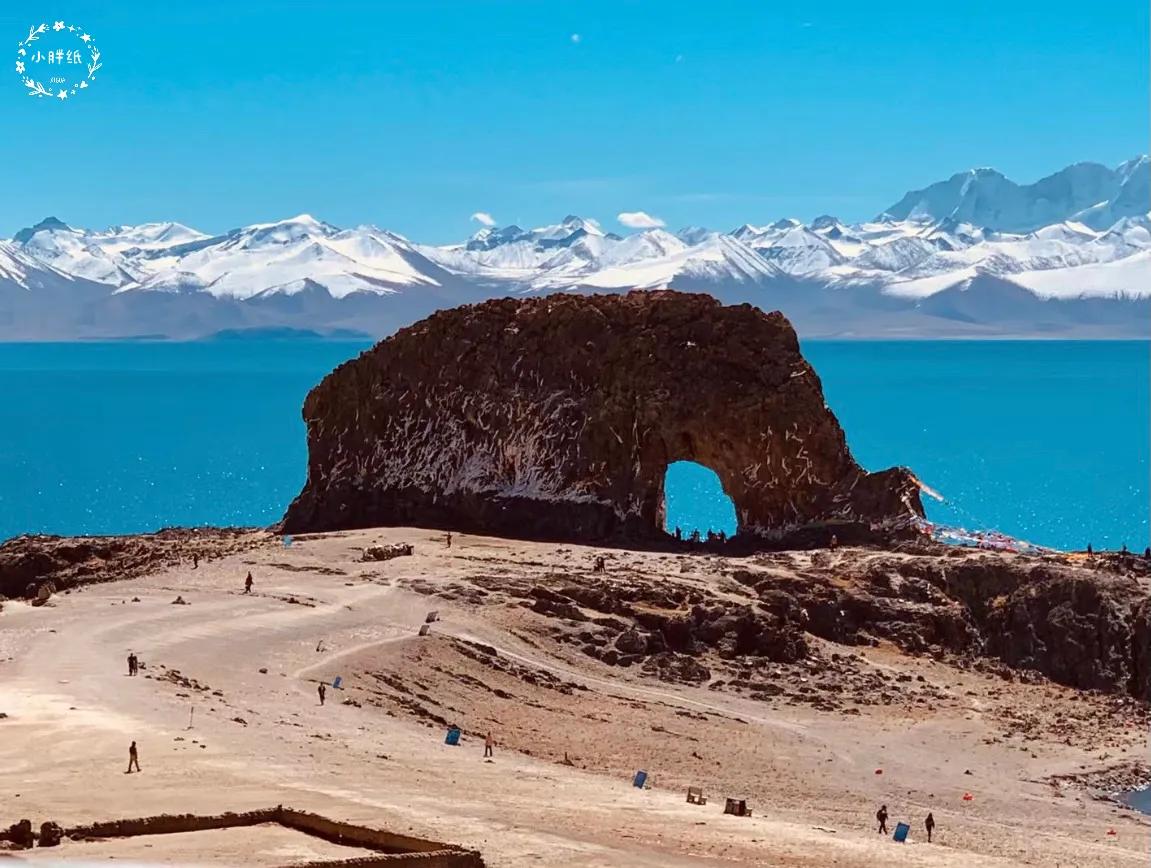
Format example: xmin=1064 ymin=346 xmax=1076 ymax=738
xmin=672 ymin=526 xmax=728 ymax=544
xmin=876 ymin=805 xmax=936 ymax=842
xmin=1085 ymin=543 xmax=1151 ymax=562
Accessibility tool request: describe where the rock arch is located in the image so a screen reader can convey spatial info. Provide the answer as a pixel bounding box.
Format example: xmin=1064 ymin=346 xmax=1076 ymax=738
xmin=282 ymin=291 xmax=924 ymax=544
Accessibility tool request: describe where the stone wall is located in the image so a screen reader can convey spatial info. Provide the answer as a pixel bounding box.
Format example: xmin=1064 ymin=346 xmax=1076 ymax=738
xmin=42 ymin=806 xmax=485 ymax=867
xmin=279 ymin=808 xmax=481 ymax=861
xmin=64 ymin=808 xmax=277 ymax=839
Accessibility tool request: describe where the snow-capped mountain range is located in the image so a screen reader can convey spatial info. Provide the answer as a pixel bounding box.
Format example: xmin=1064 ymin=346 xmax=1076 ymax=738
xmin=1 ymin=157 xmax=1147 ymax=340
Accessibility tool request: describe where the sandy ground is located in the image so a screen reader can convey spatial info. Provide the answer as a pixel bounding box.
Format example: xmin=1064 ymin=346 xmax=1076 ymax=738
xmin=1 ymin=527 xmax=1147 ymax=867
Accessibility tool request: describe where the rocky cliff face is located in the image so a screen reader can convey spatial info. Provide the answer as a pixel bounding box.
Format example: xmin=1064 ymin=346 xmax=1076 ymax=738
xmin=282 ymin=291 xmax=923 ymax=542
xmin=418 ymin=545 xmax=1151 ymax=701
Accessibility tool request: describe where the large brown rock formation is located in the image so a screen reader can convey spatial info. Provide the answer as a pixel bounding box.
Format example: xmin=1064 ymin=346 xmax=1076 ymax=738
xmin=282 ymin=291 xmax=924 ymax=543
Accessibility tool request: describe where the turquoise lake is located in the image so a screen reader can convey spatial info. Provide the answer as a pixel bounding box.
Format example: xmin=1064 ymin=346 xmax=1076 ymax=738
xmin=0 ymin=340 xmax=1146 ymax=550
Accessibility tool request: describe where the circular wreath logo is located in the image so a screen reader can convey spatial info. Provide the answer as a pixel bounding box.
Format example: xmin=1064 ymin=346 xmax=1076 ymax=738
xmin=15 ymin=21 xmax=101 ymax=101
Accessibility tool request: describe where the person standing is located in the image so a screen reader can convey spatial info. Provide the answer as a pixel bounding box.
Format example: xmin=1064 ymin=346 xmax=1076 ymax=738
xmin=192 ymin=553 xmax=199 ymax=570
xmin=445 ymin=532 xmax=452 ymax=549
xmin=244 ymin=572 xmax=253 ymax=594
xmin=127 ymin=741 xmax=141 ymax=773
xmin=925 ymin=812 xmax=935 ymax=843
xmin=484 ymin=731 xmax=494 ymax=758
xmin=318 ymin=683 xmax=326 ymax=706
xmin=876 ymin=804 xmax=888 ymax=835
xmin=127 ymin=653 xmax=135 ymax=676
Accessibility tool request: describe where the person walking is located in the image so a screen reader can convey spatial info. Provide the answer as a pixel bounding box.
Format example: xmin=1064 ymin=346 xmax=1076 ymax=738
xmin=192 ymin=553 xmax=199 ymax=570
xmin=876 ymin=804 xmax=888 ymax=835
xmin=318 ymin=683 xmax=326 ymax=706
xmin=925 ymin=812 xmax=935 ymax=843
xmin=484 ymin=731 xmax=494 ymax=759
xmin=244 ymin=572 xmax=253 ymax=594
xmin=127 ymin=741 xmax=141 ymax=773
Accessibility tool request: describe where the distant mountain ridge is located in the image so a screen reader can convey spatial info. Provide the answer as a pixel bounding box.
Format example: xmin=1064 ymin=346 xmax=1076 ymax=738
xmin=880 ymin=157 xmax=1149 ymax=233
xmin=1 ymin=157 xmax=1147 ymax=340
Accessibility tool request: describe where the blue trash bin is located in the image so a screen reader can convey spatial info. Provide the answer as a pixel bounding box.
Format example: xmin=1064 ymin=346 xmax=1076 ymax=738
xmin=445 ymin=727 xmax=461 ymax=746
xmin=893 ymin=822 xmax=910 ymax=843
xmin=633 ymin=770 xmax=648 ymax=789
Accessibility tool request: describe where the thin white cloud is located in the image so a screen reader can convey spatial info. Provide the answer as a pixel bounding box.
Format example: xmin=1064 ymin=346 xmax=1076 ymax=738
xmin=470 ymin=212 xmax=496 ymax=227
xmin=617 ymin=210 xmax=666 ymax=229
xmin=570 ymin=33 xmax=581 ymax=43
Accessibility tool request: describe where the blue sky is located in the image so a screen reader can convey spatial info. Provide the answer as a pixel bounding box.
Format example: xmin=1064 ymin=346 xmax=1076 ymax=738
xmin=1 ymin=1 xmax=1146 ymax=242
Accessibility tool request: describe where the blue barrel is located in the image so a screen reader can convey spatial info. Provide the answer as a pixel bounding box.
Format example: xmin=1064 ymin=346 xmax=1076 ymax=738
xmin=445 ymin=727 xmax=461 ymax=746
xmin=633 ymin=770 xmax=648 ymax=788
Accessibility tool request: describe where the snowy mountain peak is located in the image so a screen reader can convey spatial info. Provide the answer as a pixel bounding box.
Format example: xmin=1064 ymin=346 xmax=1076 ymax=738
xmin=675 ymin=226 xmax=715 ymax=245
xmin=226 ymin=214 xmax=338 ymax=250
xmin=555 ymin=215 xmax=604 ymax=237
xmin=810 ymin=215 xmax=841 ymax=230
xmin=1117 ymin=155 xmax=1149 ymax=178
xmin=13 ymin=216 xmax=72 ymax=243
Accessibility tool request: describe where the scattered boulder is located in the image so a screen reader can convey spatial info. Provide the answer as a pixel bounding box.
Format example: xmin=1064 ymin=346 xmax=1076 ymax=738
xmin=643 ymin=653 xmax=711 ymax=684
xmin=2 ymin=819 xmax=34 ymax=849
xmin=38 ymin=822 xmax=63 ymax=848
xmin=361 ymin=543 xmax=413 ymax=562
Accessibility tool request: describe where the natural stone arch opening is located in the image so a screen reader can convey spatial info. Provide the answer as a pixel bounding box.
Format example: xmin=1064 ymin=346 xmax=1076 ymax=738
xmin=661 ymin=460 xmax=737 ymax=539
xmin=282 ymin=291 xmax=924 ymax=546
